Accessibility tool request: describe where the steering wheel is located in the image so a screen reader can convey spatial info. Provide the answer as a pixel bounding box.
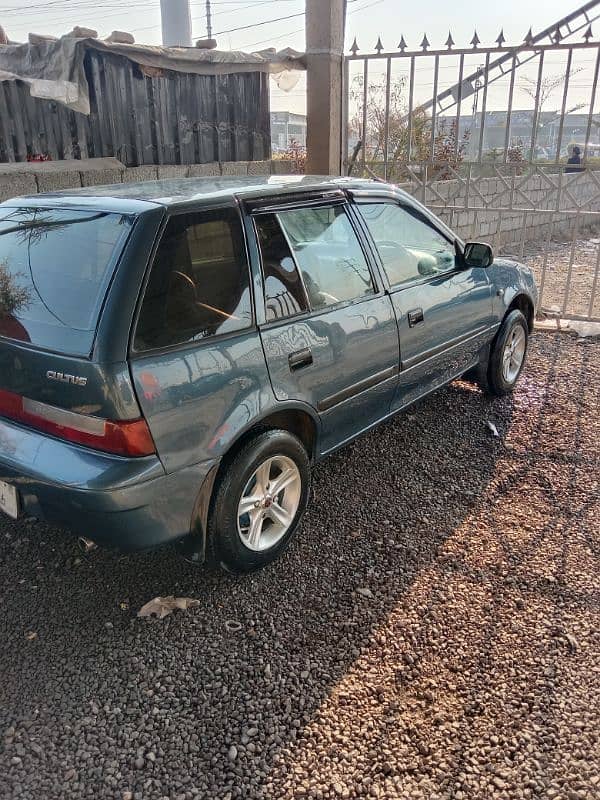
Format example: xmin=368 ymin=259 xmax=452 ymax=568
xmin=171 ymin=270 xmax=197 ymax=294
xmin=170 ymin=270 xmax=234 ymax=320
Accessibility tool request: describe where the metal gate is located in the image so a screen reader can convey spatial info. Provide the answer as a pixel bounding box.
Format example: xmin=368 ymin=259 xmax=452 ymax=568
xmin=343 ymin=1 xmax=600 ymax=321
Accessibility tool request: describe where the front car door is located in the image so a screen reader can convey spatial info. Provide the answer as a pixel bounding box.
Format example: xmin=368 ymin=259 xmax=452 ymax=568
xmin=249 ymin=196 xmax=400 ymax=454
xmin=353 ymin=194 xmax=495 ymax=409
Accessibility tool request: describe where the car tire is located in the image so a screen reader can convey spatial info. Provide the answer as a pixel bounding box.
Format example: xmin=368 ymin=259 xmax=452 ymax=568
xmin=486 ymin=309 xmax=529 ymax=396
xmin=207 ymin=430 xmax=311 ymax=573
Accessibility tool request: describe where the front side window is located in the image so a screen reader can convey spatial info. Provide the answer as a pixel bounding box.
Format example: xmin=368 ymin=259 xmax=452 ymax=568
xmin=277 ymin=205 xmax=375 ymax=310
xmin=358 ymin=202 xmax=456 ymax=286
xmin=134 ymin=208 xmax=252 ymax=350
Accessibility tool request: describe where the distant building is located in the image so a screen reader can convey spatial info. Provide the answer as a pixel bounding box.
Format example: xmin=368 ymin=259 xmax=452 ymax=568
xmin=271 ymin=111 xmax=307 ymax=151
xmin=455 ymin=110 xmax=599 ymax=158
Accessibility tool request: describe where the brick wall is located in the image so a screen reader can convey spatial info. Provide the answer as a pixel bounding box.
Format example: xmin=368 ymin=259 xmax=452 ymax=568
xmin=0 ymin=158 xmax=296 ymax=203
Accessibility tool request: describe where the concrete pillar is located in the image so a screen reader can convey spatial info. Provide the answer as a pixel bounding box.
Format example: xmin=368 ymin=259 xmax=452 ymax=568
xmin=305 ymin=0 xmax=345 ymax=175
xmin=160 ymin=0 xmax=192 ymax=47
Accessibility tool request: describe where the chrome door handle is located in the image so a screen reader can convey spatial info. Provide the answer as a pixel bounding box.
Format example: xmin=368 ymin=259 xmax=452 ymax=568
xmin=288 ymin=348 xmax=313 ymax=371
xmin=408 ymin=308 xmax=424 ymax=327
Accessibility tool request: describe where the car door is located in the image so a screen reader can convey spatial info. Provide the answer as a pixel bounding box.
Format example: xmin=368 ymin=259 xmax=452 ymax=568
xmin=250 ymin=198 xmax=400 ymax=455
xmin=354 ymin=196 xmax=495 ymax=409
xmin=128 ymin=204 xmax=272 ymax=473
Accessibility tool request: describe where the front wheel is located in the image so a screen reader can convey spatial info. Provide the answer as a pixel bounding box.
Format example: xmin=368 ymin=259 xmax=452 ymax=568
xmin=207 ymin=430 xmax=311 ymax=573
xmin=486 ymin=309 xmax=529 ymax=396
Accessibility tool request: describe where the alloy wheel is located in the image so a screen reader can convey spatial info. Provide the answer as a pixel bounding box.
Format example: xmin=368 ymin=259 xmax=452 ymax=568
xmin=502 ymin=325 xmax=526 ymax=383
xmin=237 ymin=455 xmax=302 ymax=552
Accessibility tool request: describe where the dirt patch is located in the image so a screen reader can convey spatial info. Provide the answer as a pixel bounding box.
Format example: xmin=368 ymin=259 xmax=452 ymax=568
xmin=506 ymin=237 xmax=600 ymax=320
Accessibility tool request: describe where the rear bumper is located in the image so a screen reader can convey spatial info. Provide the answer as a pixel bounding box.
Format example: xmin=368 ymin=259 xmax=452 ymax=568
xmin=0 ymin=417 xmax=215 ymax=550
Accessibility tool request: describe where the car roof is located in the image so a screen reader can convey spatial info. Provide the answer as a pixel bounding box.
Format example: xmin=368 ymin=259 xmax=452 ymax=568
xmin=1 ymin=175 xmax=401 ymax=213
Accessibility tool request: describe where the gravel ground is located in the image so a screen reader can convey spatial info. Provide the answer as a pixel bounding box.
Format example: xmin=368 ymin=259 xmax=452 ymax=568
xmin=0 ymin=332 xmax=598 ymax=800
xmin=505 ymin=237 xmax=600 ymax=320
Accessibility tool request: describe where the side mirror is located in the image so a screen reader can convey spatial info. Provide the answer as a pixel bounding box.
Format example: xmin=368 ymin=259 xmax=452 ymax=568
xmin=463 ymin=241 xmax=494 ymax=268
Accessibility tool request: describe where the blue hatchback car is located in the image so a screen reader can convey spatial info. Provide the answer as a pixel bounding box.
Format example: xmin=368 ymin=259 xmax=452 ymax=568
xmin=0 ymin=176 xmax=537 ymax=571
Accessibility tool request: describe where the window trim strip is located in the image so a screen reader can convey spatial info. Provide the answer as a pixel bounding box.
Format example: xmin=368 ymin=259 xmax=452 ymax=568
xmin=245 ymin=191 xmax=346 ymax=214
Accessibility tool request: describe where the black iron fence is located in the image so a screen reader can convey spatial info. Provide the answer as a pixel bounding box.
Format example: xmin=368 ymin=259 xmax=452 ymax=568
xmin=343 ymin=1 xmax=600 ymax=320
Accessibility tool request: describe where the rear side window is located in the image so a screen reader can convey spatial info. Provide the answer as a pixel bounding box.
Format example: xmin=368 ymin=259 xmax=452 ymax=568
xmin=0 ymin=207 xmax=133 ymax=354
xmin=254 ymin=204 xmax=376 ymax=322
xmin=134 ymin=208 xmax=252 ymax=351
xmin=277 ymin=205 xmax=375 ymax=309
xmin=254 ymin=213 xmax=309 ymax=321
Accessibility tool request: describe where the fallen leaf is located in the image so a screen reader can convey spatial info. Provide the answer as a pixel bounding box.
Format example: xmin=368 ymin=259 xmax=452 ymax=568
xmin=487 ymin=421 xmax=500 ymax=438
xmin=25 ymin=631 xmax=37 ymax=640
xmin=137 ymin=596 xmax=200 ymax=619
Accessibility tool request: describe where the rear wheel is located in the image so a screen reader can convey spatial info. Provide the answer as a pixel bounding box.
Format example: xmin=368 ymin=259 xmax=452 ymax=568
xmin=208 ymin=430 xmax=311 ymax=573
xmin=486 ymin=309 xmax=529 ymax=396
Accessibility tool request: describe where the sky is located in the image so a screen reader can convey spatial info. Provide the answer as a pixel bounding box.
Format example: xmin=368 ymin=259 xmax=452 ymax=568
xmin=1 ymin=0 xmax=596 ymax=115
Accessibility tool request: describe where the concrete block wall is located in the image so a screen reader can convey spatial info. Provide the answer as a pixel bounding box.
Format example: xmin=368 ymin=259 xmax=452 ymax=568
xmin=2 ymin=159 xmax=598 ymax=252
xmin=0 ymin=158 xmax=296 ymax=202
xmin=400 ymin=170 xmax=600 ymax=250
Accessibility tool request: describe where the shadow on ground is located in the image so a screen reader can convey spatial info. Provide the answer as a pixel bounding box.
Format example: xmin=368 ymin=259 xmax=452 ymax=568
xmin=0 ymin=333 xmax=598 ymax=800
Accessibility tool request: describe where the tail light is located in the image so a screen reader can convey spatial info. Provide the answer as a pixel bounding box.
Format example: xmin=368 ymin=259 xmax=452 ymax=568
xmin=0 ymin=389 xmax=155 ymax=457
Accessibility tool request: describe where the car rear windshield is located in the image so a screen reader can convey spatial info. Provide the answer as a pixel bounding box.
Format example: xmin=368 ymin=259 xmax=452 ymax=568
xmin=0 ymin=206 xmax=134 ymax=355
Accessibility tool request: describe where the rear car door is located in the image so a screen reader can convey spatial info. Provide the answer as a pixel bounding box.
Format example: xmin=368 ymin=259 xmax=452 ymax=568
xmin=129 ymin=204 xmax=272 ymax=473
xmin=250 ymin=197 xmax=400 ymax=454
xmin=354 ymin=197 xmax=495 ymax=408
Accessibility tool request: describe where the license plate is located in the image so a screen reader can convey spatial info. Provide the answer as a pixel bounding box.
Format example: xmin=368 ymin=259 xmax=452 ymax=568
xmin=0 ymin=480 xmax=19 ymax=519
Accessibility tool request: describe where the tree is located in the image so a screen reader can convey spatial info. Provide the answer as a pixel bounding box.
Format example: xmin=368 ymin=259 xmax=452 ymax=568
xmin=271 ymin=139 xmax=306 ymax=174
xmin=0 ymin=261 xmax=30 ymax=318
xmin=520 ymin=70 xmax=582 ymax=113
xmin=348 ymin=76 xmax=470 ymax=180
xmin=520 ymin=70 xmax=584 ymax=158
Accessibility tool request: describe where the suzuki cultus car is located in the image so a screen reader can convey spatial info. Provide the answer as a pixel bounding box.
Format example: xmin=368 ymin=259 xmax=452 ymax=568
xmin=0 ymin=177 xmax=537 ymax=572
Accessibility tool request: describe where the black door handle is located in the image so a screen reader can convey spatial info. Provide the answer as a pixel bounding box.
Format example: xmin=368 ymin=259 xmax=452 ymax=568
xmin=288 ymin=348 xmax=313 ymax=371
xmin=408 ymin=308 xmax=424 ymax=327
